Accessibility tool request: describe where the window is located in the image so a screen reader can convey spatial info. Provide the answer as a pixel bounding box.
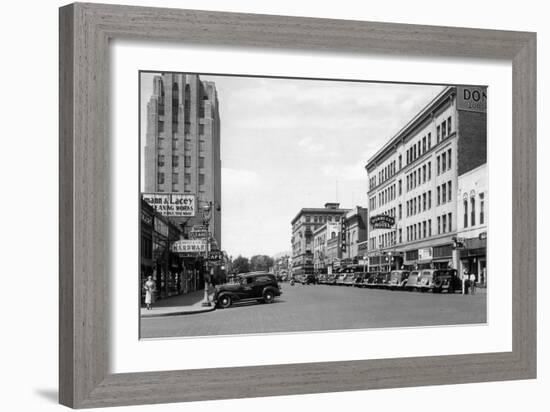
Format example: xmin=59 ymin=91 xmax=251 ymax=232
xmin=429 ymin=220 xmax=432 ymax=236
xmin=423 ymin=193 xmax=426 ymax=211
xmin=399 ymin=155 xmax=402 ymax=169
xmin=480 ymin=193 xmax=485 ymax=224
xmin=172 ymin=173 xmax=179 ymax=184
xmin=413 ymin=145 xmax=417 ymax=160
xmin=158 ymin=120 xmax=164 ymax=133
xmin=437 ymin=156 xmax=441 ymax=175
xmin=199 ymin=124 xmax=205 ymax=135
xmin=447 ymin=116 xmax=452 ymax=135
xmin=157 ymin=154 xmax=165 ymax=167
xmin=471 ymin=197 xmax=476 ymax=226
xmin=399 ymin=229 xmax=402 ymax=243
xmin=184 ymin=156 xmax=191 ymax=168
xmin=442 ymin=215 xmax=447 ymax=233
xmin=184 ymin=173 xmax=191 ymax=185
xmin=448 ymin=181 xmax=452 ymax=202
xmin=199 ymin=174 xmax=205 ymax=186
xmin=199 ymin=140 xmax=205 ymax=152
xmin=398 ymin=179 xmax=402 ymax=195
xmin=448 ymin=213 xmax=452 ymax=232
xmin=437 ymin=186 xmax=441 ymax=205
xmin=406 ymin=151 xmax=410 ymax=164
xmin=428 ymin=133 xmax=432 ymax=149
xmin=437 ymin=216 xmax=441 ymax=234
xmin=399 ymin=204 xmax=402 ymax=220
xmin=172 ymin=155 xmax=179 ymax=167
xmin=157 ymin=172 xmax=164 ymax=185
xmin=428 ymin=191 xmax=432 ymax=209
xmin=464 ymin=199 xmax=468 ymax=228
xmin=418 ymin=168 xmax=421 ymax=185
xmin=422 ymin=136 xmax=426 ymax=153
xmin=199 ymin=157 xmax=205 ymax=168
xmin=423 ymin=165 xmax=426 ymax=183
xmin=442 ymin=120 xmax=447 ymax=138
xmin=437 ymin=125 xmax=441 ymax=143
xmin=428 ymin=161 xmax=432 ymax=180
xmin=184 ymin=140 xmax=190 ymax=151
xmin=442 ymin=182 xmax=447 ymax=203
xmin=442 ymin=152 xmax=447 ymax=172
xmin=447 ymin=148 xmax=452 ymax=169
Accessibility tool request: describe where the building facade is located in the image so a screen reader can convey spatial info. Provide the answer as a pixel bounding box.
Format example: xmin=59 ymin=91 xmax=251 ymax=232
xmin=291 ymin=203 xmax=349 ymax=276
xmin=457 ymin=163 xmax=487 ymax=286
xmin=341 ymin=206 xmax=369 ymax=261
xmin=143 ymin=73 xmax=222 ymax=246
xmin=365 ymin=86 xmax=487 ymax=272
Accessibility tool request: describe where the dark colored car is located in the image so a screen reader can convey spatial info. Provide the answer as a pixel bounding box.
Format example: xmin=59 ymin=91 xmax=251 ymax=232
xmin=301 ymin=274 xmax=317 ymax=285
xmin=416 ymin=269 xmax=459 ymax=293
xmin=213 ymin=272 xmax=282 ymax=308
xmin=326 ymin=274 xmax=338 ymax=285
xmin=353 ymin=273 xmax=366 ymax=287
xmin=362 ymin=272 xmax=378 ymax=287
xmin=388 ymin=270 xmax=410 ymax=290
xmin=373 ymin=272 xmax=391 ymax=288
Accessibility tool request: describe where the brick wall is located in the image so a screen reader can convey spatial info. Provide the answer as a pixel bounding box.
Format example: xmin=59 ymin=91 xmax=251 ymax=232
xmin=457 ymin=110 xmax=487 ymax=176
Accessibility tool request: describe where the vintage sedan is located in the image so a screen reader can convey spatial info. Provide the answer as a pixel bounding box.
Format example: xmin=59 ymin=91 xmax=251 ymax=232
xmin=404 ymin=270 xmax=422 ymax=290
xmin=388 ymin=270 xmax=410 ymax=290
xmin=416 ymin=269 xmax=459 ymax=293
xmin=353 ymin=273 xmax=366 ymax=287
xmin=373 ymin=272 xmax=392 ymax=288
xmin=342 ymin=273 xmax=357 ymax=286
xmin=361 ymin=272 xmax=378 ymax=288
xmin=213 ymin=272 xmax=282 ymax=308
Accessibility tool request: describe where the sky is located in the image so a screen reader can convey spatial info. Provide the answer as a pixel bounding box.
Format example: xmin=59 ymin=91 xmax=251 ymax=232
xmin=140 ymin=73 xmax=444 ymax=258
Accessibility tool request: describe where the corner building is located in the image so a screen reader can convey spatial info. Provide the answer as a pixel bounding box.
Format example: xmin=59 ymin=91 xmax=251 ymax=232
xmin=365 ymin=86 xmax=486 ymax=272
xmin=144 ymin=73 xmax=221 ymax=247
xmin=291 ymin=203 xmax=349 ymax=277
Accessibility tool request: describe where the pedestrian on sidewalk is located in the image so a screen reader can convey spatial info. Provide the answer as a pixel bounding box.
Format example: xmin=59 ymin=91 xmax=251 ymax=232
xmin=144 ymin=275 xmax=156 ymax=310
xmin=469 ymin=273 xmax=476 ymax=295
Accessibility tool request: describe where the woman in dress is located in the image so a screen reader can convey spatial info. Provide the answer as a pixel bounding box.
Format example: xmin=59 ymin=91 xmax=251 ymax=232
xmin=144 ymin=275 xmax=156 ymax=310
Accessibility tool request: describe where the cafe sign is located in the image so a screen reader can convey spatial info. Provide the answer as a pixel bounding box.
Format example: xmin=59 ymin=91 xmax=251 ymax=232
xmin=171 ymin=239 xmax=206 ymax=254
xmin=370 ymin=214 xmax=395 ymax=229
xmin=142 ymin=193 xmax=196 ymax=217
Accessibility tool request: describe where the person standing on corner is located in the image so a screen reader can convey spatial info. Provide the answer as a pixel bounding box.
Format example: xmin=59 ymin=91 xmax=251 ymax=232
xmin=469 ymin=273 xmax=477 ymax=295
xmin=144 ymin=275 xmax=156 ymax=310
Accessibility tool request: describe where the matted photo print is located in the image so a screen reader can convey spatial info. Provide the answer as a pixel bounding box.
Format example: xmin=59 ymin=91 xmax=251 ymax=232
xmin=138 ymin=71 xmax=487 ymax=339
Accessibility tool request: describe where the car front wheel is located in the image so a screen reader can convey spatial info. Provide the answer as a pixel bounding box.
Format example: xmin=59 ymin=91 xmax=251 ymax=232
xmin=218 ymin=295 xmax=232 ymax=308
xmin=263 ymin=290 xmax=275 ymax=303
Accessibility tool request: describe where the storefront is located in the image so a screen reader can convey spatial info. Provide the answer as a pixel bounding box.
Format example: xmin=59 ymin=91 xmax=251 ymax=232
xmin=459 ymin=237 xmax=487 ymax=286
xmin=404 ymin=244 xmax=453 ymax=270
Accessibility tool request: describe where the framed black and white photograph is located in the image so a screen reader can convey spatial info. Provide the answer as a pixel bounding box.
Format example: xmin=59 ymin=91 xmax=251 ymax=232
xmin=137 ymin=72 xmax=489 ymax=339
xmin=58 ymin=2 xmax=537 ymax=409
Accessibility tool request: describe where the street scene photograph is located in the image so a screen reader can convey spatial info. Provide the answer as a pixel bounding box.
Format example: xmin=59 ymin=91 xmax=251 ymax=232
xmin=139 ymin=71 xmax=488 ymax=339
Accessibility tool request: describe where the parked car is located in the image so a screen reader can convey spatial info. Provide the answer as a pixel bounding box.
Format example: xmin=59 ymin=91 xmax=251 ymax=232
xmin=326 ymin=274 xmax=338 ymax=285
xmin=317 ymin=274 xmax=327 ymax=284
xmin=353 ymin=273 xmax=366 ymax=287
xmin=301 ymin=273 xmax=317 ymax=285
xmin=361 ymin=272 xmax=378 ymax=287
xmin=213 ymin=272 xmax=282 ymax=308
xmin=373 ymin=272 xmax=391 ymax=288
xmin=342 ymin=273 xmax=357 ymax=286
xmin=388 ymin=270 xmax=410 ymax=290
xmin=405 ymin=270 xmax=421 ymax=290
xmin=335 ymin=274 xmax=347 ymax=285
xmin=416 ymin=269 xmax=459 ymax=293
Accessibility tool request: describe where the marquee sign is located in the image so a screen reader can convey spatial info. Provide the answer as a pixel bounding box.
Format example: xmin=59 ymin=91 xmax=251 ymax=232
xmin=171 ymin=239 xmax=206 ymax=254
xmin=370 ymin=214 xmax=395 ymax=229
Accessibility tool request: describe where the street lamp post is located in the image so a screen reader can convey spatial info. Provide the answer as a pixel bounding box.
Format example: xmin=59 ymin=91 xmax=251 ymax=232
xmin=201 ymin=202 xmax=212 ymax=307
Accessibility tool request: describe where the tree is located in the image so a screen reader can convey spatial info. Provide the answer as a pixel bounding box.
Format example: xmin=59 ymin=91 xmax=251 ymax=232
xmin=249 ymin=255 xmax=275 ymax=272
xmin=232 ymin=255 xmax=250 ymax=274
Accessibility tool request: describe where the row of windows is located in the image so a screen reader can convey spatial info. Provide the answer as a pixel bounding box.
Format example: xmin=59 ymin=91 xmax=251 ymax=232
xmin=406 ymin=191 xmax=432 ymax=217
xmin=157 ymin=173 xmax=205 ymax=185
xmin=378 ymin=231 xmax=396 ymax=249
xmin=436 ymin=181 xmax=453 ymax=205
xmin=377 ymin=160 xmax=397 ymax=187
xmin=437 ymin=116 xmax=452 ymax=144
xmin=378 ymin=183 xmax=397 ymax=207
xmin=158 ymin=155 xmax=206 ymax=169
xmin=437 ymin=148 xmax=452 ymax=175
xmin=406 ymin=133 xmax=432 ymax=165
xmin=406 ymin=161 xmax=432 ymax=192
xmin=463 ymin=193 xmax=485 ymax=228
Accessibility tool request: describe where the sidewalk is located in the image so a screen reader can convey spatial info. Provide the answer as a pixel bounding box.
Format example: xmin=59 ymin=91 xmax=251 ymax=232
xmin=141 ymin=288 xmax=216 ymax=318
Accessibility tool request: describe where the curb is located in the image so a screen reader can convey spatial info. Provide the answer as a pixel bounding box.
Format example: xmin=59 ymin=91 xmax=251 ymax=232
xmin=141 ymin=305 xmax=216 ymax=318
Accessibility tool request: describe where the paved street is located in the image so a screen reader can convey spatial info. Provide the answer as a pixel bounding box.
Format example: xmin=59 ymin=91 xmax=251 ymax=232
xmin=140 ymin=283 xmax=486 ymax=339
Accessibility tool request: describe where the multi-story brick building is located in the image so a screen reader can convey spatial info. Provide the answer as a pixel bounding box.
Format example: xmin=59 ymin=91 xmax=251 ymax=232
xmin=143 ymin=73 xmax=221 ymax=246
xmin=341 ymin=206 xmax=369 ymax=261
xmin=291 ymin=203 xmax=349 ymax=276
xmin=365 ymin=86 xmax=486 ymax=272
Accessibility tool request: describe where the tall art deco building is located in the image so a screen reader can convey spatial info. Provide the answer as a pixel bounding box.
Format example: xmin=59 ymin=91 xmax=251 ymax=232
xmin=143 ymin=73 xmax=221 ymax=246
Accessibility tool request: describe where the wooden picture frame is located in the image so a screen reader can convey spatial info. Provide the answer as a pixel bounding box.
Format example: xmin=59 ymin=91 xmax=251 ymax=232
xmin=59 ymin=2 xmax=536 ymax=408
